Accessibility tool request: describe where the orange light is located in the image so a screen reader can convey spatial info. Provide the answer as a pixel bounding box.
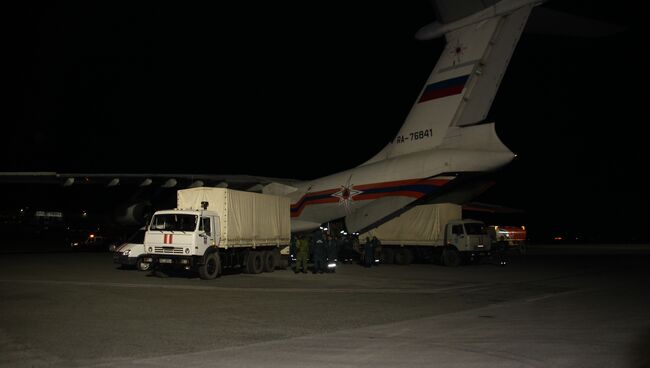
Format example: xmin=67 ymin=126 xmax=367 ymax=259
xmin=553 ymin=236 xmax=562 ymax=241
xmin=89 ymin=234 xmax=95 ymax=238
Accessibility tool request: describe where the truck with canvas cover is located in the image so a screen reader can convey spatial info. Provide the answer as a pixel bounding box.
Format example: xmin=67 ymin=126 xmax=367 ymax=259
xmin=359 ymin=203 xmax=491 ymax=266
xmin=142 ymin=188 xmax=291 ymax=279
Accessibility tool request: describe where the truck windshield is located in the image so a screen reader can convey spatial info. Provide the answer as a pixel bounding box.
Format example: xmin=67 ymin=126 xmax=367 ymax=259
xmin=150 ymin=214 xmax=197 ymax=232
xmin=464 ymin=223 xmax=487 ymax=235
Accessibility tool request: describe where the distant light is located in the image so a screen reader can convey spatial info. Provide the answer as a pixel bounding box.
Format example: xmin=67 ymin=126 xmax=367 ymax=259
xmin=553 ymin=236 xmax=562 ymax=241
xmin=89 ymin=234 xmax=95 ymax=238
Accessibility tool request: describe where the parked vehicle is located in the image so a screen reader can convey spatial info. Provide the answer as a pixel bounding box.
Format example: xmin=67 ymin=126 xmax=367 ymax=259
xmin=142 ymin=188 xmax=290 ymax=279
xmin=489 ymin=225 xmax=527 ymax=255
xmin=110 ymin=227 xmax=148 ymax=270
xmin=359 ymin=203 xmax=491 ymax=266
xmin=69 ymin=229 xmax=112 ymax=252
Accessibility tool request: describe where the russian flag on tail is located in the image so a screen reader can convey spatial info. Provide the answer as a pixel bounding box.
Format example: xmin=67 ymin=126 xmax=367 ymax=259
xmin=418 ymin=75 xmax=469 ymax=103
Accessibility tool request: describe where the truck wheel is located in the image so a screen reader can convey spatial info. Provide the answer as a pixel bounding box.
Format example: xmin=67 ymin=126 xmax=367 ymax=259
xmin=199 ymin=252 xmax=221 ymax=280
xmin=262 ymin=251 xmax=275 ymax=273
xmin=245 ymin=251 xmax=263 ymax=274
xmin=136 ymin=257 xmax=151 ymax=272
xmin=442 ymin=248 xmax=461 ymax=267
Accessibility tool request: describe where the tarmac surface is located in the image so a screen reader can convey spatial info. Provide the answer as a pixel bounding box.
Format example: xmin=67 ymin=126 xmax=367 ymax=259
xmin=1 ymin=244 xmax=649 ymax=367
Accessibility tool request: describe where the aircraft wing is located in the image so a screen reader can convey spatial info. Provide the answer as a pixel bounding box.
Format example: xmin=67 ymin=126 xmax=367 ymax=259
xmin=0 ymin=171 xmax=302 ymax=226
xmin=0 ymin=172 xmax=301 ymax=192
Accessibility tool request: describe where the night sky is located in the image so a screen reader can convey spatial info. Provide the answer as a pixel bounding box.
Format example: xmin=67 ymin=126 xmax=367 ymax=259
xmin=3 ymin=1 xmax=648 ymax=241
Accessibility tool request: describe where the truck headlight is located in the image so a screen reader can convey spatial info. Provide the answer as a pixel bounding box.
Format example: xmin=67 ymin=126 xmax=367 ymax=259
xmin=122 ymin=249 xmax=131 ymax=256
xmin=148 ymin=247 xmax=152 ymax=253
xmin=185 ymin=248 xmax=190 ymax=254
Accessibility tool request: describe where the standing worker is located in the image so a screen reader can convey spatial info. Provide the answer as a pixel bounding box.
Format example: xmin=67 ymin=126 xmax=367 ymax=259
xmin=311 ymin=229 xmax=326 ymax=274
xmin=363 ymin=236 xmax=374 ymax=268
xmin=289 ymin=234 xmax=297 ymax=268
xmin=294 ymin=234 xmax=309 ymax=273
xmin=370 ymin=236 xmax=381 ymax=266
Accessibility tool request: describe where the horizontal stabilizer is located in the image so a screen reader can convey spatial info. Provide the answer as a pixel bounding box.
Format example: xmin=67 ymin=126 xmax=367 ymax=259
xmin=432 ymin=0 xmax=500 ymax=24
xmin=525 ymin=7 xmax=626 ymax=37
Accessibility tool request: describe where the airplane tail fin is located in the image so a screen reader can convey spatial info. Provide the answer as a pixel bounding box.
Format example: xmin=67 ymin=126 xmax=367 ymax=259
xmin=363 ymin=3 xmax=535 ymax=165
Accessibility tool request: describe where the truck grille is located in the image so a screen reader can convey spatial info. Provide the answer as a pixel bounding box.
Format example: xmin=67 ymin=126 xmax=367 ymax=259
xmin=154 ymin=246 xmax=184 ymax=254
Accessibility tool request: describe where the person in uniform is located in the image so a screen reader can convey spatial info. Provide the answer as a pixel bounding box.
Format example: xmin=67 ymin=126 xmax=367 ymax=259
xmin=326 ymin=233 xmax=338 ymax=273
xmin=294 ymin=234 xmax=309 ymax=273
xmin=370 ymin=236 xmax=381 ymax=266
xmin=311 ymin=229 xmax=326 ymax=273
xmin=363 ymin=236 xmax=374 ymax=267
xmin=289 ymin=234 xmax=297 ymax=268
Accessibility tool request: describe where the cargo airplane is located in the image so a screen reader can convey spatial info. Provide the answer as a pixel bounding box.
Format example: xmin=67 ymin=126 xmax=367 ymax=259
xmin=2 ymin=0 xmax=548 ymax=234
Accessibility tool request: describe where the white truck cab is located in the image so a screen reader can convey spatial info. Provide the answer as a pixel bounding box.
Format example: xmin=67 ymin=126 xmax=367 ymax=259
xmin=144 ymin=209 xmax=221 ymax=258
xmin=441 ymin=219 xmax=491 ymax=266
xmin=142 ymin=208 xmax=225 ymax=279
xmin=445 ymin=219 xmax=490 ymax=252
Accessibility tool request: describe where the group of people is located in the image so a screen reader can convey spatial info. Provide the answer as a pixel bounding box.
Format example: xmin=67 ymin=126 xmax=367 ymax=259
xmin=291 ymin=229 xmax=339 ymax=274
xmin=291 ymin=230 xmax=382 ymax=273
